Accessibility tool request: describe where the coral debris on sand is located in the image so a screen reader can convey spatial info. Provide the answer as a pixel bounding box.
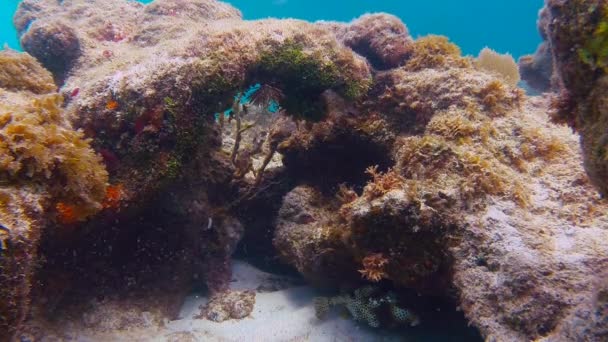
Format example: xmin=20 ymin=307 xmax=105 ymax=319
xmin=1 ymin=0 xmax=606 ymax=341
xmin=197 ymin=290 xmax=256 ymax=322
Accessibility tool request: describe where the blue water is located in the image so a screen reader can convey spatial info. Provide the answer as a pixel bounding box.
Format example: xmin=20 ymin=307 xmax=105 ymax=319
xmin=1 ymin=0 xmax=543 ymax=58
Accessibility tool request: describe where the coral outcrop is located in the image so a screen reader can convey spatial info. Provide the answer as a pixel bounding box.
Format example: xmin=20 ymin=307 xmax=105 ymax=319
xmin=519 ymin=42 xmax=554 ymax=93
xmin=540 ymin=0 xmax=608 ymax=197
xmin=4 ymin=0 xmax=607 ymax=341
xmin=518 ymin=6 xmax=554 ymax=94
xmin=272 ymin=30 xmax=608 ymax=342
xmin=331 ymin=14 xmax=413 ymax=70
xmin=0 ymin=50 xmax=108 ymax=338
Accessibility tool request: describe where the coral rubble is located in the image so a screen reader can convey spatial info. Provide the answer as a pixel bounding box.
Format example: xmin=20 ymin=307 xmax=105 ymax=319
xmin=197 ymin=290 xmax=256 ymax=322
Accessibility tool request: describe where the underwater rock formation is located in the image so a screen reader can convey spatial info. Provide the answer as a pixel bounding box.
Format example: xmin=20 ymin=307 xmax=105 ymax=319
xmin=539 ymin=0 xmax=608 ymax=198
xmin=272 ymin=30 xmax=608 ymax=342
xmin=518 ymin=6 xmax=554 ymax=94
xmin=0 ymin=50 xmax=108 ymax=338
xmin=330 ymin=13 xmax=414 ymax=70
xmin=197 ymin=290 xmax=256 ymax=322
xmin=3 ymin=0 xmax=607 ymax=341
xmin=519 ymin=42 xmax=554 ymax=93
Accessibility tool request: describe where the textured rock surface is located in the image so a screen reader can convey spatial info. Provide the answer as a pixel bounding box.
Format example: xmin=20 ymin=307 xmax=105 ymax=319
xmin=332 ymin=14 xmax=413 ymax=70
xmin=0 ymin=50 xmax=107 ymax=338
xmin=272 ymin=35 xmax=608 ymax=342
xmin=8 ymin=0 xmax=380 ymax=339
xmin=519 ymin=42 xmax=554 ymax=93
xmin=198 ymin=290 xmax=255 ymax=322
xmin=541 ymin=0 xmax=608 ymax=196
xmin=5 ymin=0 xmax=608 ymax=341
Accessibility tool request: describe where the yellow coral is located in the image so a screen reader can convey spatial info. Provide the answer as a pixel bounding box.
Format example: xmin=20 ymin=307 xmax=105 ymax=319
xmin=404 ymin=35 xmax=471 ymax=71
xmin=0 ymin=51 xmax=108 ymax=219
xmin=0 ymin=49 xmax=56 ymax=94
xmin=476 ymin=47 xmax=521 ymax=87
xmin=426 ymin=112 xmax=477 ymax=140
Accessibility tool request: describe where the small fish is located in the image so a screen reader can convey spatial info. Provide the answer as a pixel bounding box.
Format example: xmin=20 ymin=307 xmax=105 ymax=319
xmin=106 ymin=100 xmax=119 ymax=110
xmin=70 ymin=88 xmax=80 ymax=97
xmin=0 ymin=223 xmax=10 ymax=252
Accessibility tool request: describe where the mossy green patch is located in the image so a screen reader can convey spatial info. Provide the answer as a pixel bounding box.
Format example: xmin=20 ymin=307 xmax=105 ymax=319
xmin=254 ymin=39 xmax=367 ymax=121
xmin=578 ymin=10 xmax=608 ymax=73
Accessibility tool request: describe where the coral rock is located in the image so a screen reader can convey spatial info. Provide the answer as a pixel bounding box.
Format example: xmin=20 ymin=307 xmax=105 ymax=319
xmin=338 ymin=14 xmax=413 ymax=70
xmin=0 ymin=50 xmax=107 ymax=339
xmin=540 ymin=0 xmax=608 ymax=197
xmin=518 ymin=42 xmax=554 ymax=93
xmin=198 ymin=290 xmax=256 ymax=322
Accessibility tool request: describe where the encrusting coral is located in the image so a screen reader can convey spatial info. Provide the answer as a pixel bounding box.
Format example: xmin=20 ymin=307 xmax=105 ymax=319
xmin=196 ymin=290 xmax=256 ymax=322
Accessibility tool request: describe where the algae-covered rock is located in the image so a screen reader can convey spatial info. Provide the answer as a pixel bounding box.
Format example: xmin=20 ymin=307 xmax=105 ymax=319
xmin=541 ymin=0 xmax=608 ymax=196
xmin=6 ymin=0 xmax=608 ymax=341
xmin=271 ymin=31 xmax=608 ymax=341
xmin=14 ymin=0 xmax=372 ymax=210
xmin=274 ymin=185 xmax=358 ymax=287
xmin=335 ymin=13 xmax=413 ymax=70
xmin=0 ymin=50 xmax=108 ymax=339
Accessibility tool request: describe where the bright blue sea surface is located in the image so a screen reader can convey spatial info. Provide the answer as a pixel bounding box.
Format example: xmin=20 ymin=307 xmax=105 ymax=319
xmin=1 ymin=0 xmax=543 ymax=58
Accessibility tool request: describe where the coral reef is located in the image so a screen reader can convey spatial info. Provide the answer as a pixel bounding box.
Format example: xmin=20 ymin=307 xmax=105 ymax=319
xmin=271 ymin=31 xmax=608 ymax=341
xmin=540 ymin=0 xmax=608 ymax=197
xmin=2 ymin=0 xmax=607 ymax=341
xmin=197 ymin=290 xmax=256 ymax=322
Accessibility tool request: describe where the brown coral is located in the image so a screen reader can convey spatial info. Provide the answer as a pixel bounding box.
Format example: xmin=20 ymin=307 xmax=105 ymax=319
xmin=363 ymin=166 xmax=405 ymax=200
xmin=403 ymin=35 xmax=471 ymax=71
xmin=338 ymin=14 xmax=413 ymax=70
xmin=358 ymin=253 xmax=389 ymax=282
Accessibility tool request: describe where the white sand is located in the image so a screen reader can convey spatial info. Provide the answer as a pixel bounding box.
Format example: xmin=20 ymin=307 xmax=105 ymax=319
xmin=162 ymin=261 xmax=400 ymax=342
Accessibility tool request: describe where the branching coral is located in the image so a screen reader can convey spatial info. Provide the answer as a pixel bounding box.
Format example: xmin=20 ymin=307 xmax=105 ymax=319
xmin=363 ymin=166 xmax=405 ymax=200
